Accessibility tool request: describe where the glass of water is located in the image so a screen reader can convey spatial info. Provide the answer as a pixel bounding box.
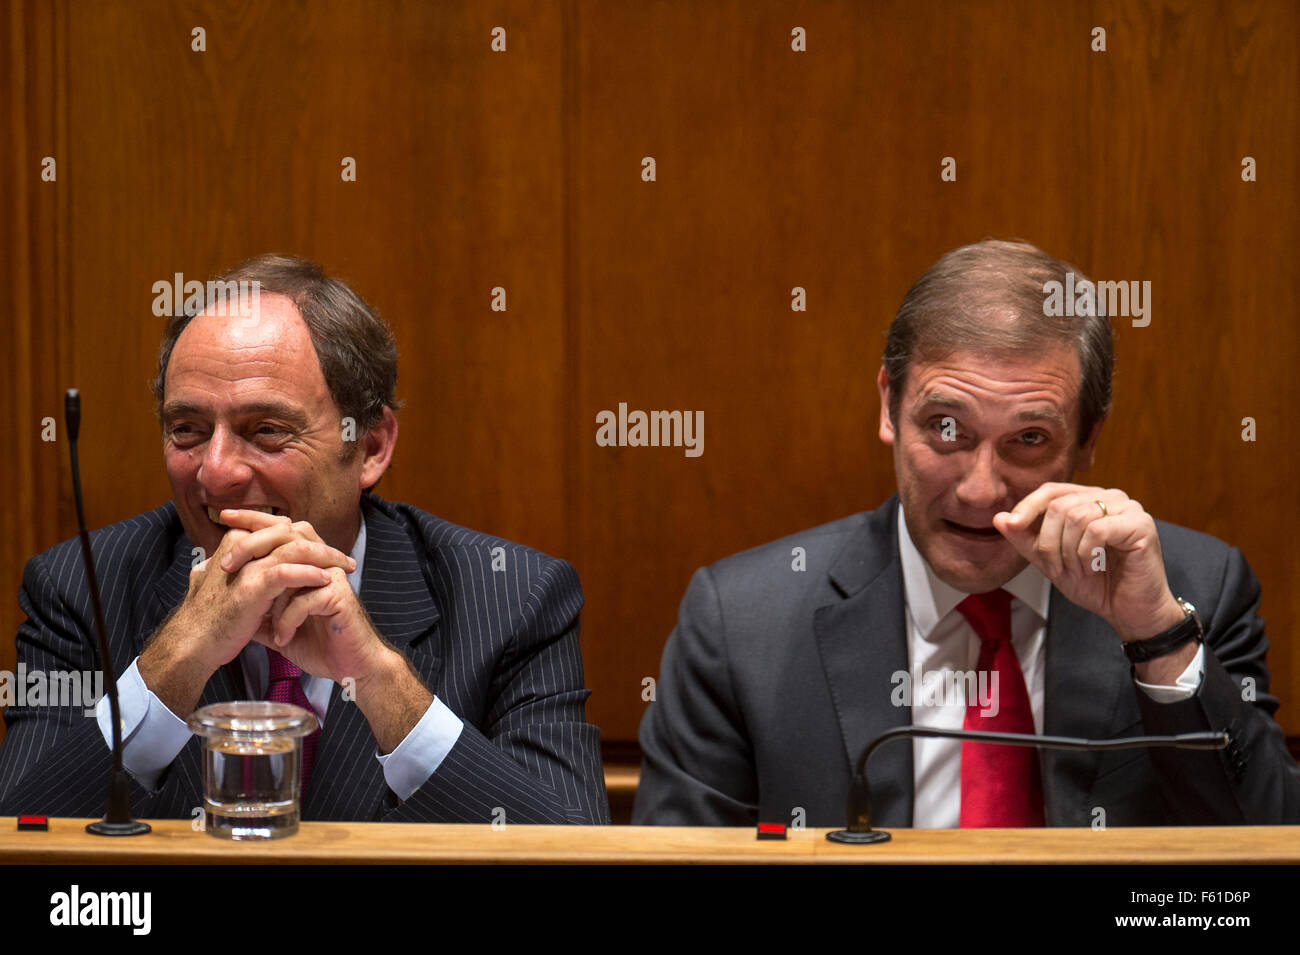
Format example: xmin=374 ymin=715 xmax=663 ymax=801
xmin=188 ymin=701 xmax=319 ymax=840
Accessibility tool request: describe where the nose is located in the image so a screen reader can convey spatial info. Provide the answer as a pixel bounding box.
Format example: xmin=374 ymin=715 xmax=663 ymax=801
xmin=196 ymin=425 xmax=255 ymax=494
xmin=954 ymin=440 xmax=1006 ymax=511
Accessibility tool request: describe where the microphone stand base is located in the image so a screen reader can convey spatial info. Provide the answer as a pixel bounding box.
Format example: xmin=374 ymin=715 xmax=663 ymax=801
xmin=85 ymin=819 xmax=152 ymax=837
xmin=826 ymin=828 xmax=891 ymax=844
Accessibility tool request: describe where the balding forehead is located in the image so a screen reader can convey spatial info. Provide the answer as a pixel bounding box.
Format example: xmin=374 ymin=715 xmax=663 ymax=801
xmin=166 ymin=292 xmax=330 ymax=402
xmin=193 ymin=289 xmax=298 ymax=324
xmin=179 ymin=293 xmax=309 ymax=349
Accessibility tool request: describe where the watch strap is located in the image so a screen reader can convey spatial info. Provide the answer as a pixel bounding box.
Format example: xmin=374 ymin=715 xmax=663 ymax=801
xmin=1124 ymin=598 xmax=1203 ymax=663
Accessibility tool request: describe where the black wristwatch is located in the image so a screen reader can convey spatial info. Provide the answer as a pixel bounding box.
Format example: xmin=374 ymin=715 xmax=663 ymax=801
xmin=1123 ymin=597 xmax=1203 ymax=663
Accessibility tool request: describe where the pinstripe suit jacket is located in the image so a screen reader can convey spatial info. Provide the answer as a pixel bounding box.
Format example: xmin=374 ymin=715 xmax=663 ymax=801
xmin=0 ymin=493 xmax=610 ymax=824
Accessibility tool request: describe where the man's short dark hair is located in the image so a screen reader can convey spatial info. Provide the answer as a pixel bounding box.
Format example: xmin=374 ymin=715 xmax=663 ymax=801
xmin=151 ymin=255 xmax=402 ymax=456
xmin=882 ymin=239 xmax=1114 ymax=446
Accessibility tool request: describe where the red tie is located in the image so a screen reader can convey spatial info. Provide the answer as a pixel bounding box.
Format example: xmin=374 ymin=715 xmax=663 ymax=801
xmin=956 ymin=589 xmax=1044 ymax=827
xmin=264 ymin=649 xmax=320 ymax=795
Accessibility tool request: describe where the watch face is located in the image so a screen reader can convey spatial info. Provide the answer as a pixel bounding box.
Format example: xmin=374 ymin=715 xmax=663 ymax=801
xmin=1176 ymin=598 xmax=1204 ymax=637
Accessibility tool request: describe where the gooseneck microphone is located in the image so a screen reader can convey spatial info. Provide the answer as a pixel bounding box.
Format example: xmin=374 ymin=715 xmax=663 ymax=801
xmin=827 ymin=725 xmax=1230 ymax=844
xmin=66 ymin=388 xmax=151 ymax=836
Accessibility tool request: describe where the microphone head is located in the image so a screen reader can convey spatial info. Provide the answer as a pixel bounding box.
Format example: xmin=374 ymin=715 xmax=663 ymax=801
xmin=64 ymin=388 xmax=81 ymax=441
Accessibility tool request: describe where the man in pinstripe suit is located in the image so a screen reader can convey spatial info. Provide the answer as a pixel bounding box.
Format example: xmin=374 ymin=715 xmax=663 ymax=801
xmin=0 ymin=255 xmax=609 ymax=824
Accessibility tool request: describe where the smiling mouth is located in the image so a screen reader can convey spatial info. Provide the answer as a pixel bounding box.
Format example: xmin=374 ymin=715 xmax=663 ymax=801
xmin=205 ymin=505 xmax=282 ymax=526
xmin=943 ymin=519 xmax=1002 ymax=541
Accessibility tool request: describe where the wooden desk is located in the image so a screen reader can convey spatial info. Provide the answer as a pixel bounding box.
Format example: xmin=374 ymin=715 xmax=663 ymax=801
xmin=3 ymin=818 xmax=1298 ymax=864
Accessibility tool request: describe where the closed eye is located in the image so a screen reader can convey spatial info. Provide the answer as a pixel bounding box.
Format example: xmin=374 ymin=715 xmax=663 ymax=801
xmin=167 ymin=423 xmax=204 ymax=442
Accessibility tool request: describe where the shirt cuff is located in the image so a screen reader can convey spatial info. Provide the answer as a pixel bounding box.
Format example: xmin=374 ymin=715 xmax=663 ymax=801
xmin=1135 ymin=643 xmax=1206 ymax=702
xmin=95 ymin=657 xmax=194 ymax=791
xmin=375 ymin=695 xmax=464 ymax=801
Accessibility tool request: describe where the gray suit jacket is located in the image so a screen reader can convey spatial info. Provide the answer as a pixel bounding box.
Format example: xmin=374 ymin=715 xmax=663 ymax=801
xmin=634 ymin=496 xmax=1300 ymax=826
xmin=0 ymin=493 xmax=609 ymax=824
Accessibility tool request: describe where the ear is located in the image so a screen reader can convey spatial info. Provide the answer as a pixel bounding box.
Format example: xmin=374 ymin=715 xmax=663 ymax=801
xmin=359 ymin=406 xmax=399 ymax=489
xmin=876 ymin=366 xmax=896 ymax=447
xmin=1074 ymin=407 xmax=1108 ymax=472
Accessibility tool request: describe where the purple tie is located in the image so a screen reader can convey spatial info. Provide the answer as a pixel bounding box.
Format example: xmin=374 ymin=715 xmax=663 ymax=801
xmin=264 ymin=649 xmax=319 ymax=795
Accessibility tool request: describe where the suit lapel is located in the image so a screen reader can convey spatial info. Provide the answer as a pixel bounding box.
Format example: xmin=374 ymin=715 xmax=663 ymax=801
xmin=151 ymin=499 xmax=443 ymax=819
xmin=153 ymin=527 xmax=242 ymax=702
xmin=814 ymin=499 xmax=914 ymax=828
xmin=153 ymin=530 xmax=192 ymax=623
xmin=304 ymin=496 xmax=443 ymax=820
xmin=151 ymin=525 xmax=239 ymax=803
xmin=808 ymin=498 xmax=1141 ymax=829
xmin=1041 ymin=587 xmax=1134 ymax=824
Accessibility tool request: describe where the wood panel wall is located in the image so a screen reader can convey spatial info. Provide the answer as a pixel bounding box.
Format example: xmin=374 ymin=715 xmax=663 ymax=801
xmin=3 ymin=1 xmax=1296 ymax=752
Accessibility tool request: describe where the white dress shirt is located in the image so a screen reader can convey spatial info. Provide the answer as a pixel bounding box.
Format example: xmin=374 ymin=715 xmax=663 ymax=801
xmin=897 ymin=501 xmax=1205 ymax=827
xmin=97 ymin=513 xmax=463 ymax=800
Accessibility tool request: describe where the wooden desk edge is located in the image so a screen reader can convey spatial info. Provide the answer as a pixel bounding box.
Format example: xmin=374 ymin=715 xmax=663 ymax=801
xmin=3 ymin=820 xmax=1299 ymax=865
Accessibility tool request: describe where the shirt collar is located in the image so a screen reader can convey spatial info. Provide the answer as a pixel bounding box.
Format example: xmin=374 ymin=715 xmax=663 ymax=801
xmin=897 ymin=499 xmax=1050 ymax=640
xmin=345 ymin=512 xmax=367 ymax=596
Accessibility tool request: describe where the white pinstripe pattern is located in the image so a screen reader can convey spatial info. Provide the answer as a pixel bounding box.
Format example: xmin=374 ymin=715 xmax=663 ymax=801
xmin=0 ymin=494 xmax=609 ymax=824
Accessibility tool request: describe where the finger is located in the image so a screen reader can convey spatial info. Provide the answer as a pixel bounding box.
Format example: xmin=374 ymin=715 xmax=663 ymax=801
xmin=1079 ymin=506 xmax=1149 ymax=558
xmin=223 ymin=516 xmax=327 ymax=549
xmin=219 ymin=520 xmax=293 ymax=571
xmin=999 ymin=482 xmax=1080 ymax=531
xmin=1029 ymin=493 xmax=1092 ymax=574
xmin=211 ymin=526 xmax=251 ymax=557
xmin=1001 ymin=482 xmax=1113 ymax=538
xmin=195 ymin=527 xmax=249 ymax=581
xmin=222 ymin=522 xmax=354 ymax=575
xmin=215 ymin=512 xmax=288 ymax=570
xmin=993 ymin=488 xmax=1094 ymax=577
xmin=1076 ymin=518 xmax=1109 ymax=577
xmin=1060 ymin=497 xmax=1111 ymax=577
xmin=1074 ymin=511 xmax=1144 ymax=586
xmin=218 ymin=508 xmax=290 ymax=532
xmin=271 ymin=578 xmax=345 ymax=647
xmin=992 ymin=510 xmax=1039 ymax=562
xmin=229 ymin=536 xmax=355 ymax=576
xmin=250 ymin=630 xmax=296 ymax=661
xmin=251 ymin=611 xmax=277 ymax=647
xmin=239 ymin=562 xmax=333 ymax=610
xmin=265 ymin=588 xmax=296 ymax=628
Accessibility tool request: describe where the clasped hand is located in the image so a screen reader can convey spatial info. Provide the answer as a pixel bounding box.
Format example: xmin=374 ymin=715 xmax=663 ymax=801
xmin=183 ymin=509 xmax=389 ymax=684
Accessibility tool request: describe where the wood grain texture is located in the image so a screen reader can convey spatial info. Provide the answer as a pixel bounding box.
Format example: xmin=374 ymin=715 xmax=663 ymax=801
xmin=0 ymin=0 xmax=72 ymax=725
xmin=569 ymin=0 xmax=1300 ymax=739
xmin=1 ymin=1 xmax=1296 ymax=754
xmin=2 ymin=817 xmax=1298 ymax=864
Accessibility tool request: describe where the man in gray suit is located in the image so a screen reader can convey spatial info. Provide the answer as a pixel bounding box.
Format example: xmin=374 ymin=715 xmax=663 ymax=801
xmin=634 ymin=239 xmax=1300 ymax=827
xmin=0 ymin=255 xmax=608 ymax=824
